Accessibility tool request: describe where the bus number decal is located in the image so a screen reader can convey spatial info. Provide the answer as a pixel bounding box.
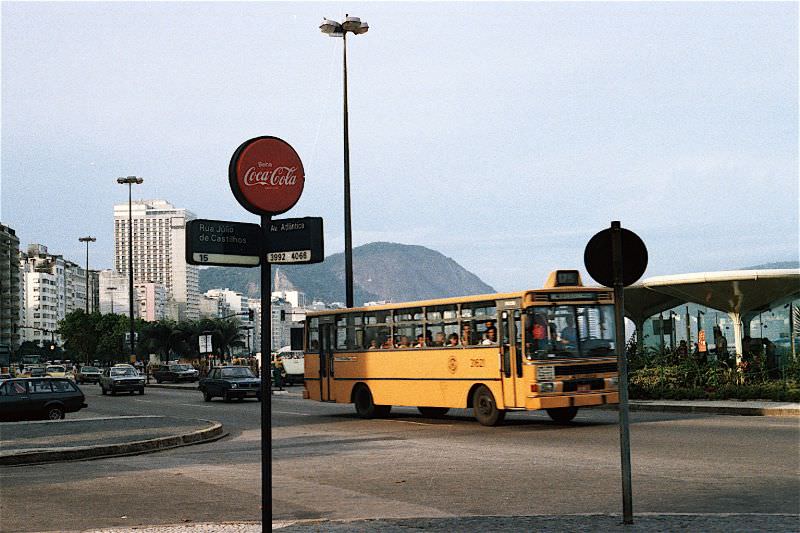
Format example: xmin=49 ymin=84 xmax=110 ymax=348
xmin=470 ymin=358 xmax=485 ymax=368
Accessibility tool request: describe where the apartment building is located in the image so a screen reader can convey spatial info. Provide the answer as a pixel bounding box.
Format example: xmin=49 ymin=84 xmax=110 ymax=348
xmin=98 ymin=269 xmax=132 ymax=316
xmin=136 ymin=282 xmax=167 ymax=322
xmin=113 ymin=199 xmax=199 ymax=321
xmin=0 ymin=224 xmax=21 ymax=351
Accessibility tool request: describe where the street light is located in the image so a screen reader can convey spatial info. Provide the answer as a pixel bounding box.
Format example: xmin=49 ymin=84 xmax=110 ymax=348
xmin=78 ymin=236 xmax=96 ymax=314
xmin=319 ymin=14 xmax=369 ymax=308
xmin=117 ymin=176 xmax=143 ymax=361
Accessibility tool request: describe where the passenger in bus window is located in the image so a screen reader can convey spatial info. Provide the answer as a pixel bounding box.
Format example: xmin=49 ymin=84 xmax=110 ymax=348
xmin=481 ymin=321 xmax=497 ymax=345
xmin=368 ymin=339 xmax=379 ymax=350
xmin=433 ymin=332 xmax=446 ymax=347
xmin=447 ymin=333 xmax=459 ymax=346
xmin=461 ymin=323 xmax=476 ymax=345
xmin=381 ymin=336 xmax=394 ymax=349
xmin=398 ymin=336 xmax=412 ymax=348
xmin=414 ymin=334 xmax=425 ymax=348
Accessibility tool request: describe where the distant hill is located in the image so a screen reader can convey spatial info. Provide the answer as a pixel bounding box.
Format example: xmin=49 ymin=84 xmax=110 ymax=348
xmin=198 ymin=242 xmax=495 ymax=305
xmin=739 ymin=260 xmax=799 ymax=270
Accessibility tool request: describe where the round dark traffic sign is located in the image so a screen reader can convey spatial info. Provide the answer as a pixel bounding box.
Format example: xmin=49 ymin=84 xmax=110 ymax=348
xmin=229 ymin=136 xmax=305 ymax=216
xmin=584 ymin=225 xmax=648 ymax=287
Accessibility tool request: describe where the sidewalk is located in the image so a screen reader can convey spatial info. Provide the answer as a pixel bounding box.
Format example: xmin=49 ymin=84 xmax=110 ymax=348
xmin=0 ymin=415 xmax=225 ymax=466
xmin=65 ymin=513 xmax=800 ymax=532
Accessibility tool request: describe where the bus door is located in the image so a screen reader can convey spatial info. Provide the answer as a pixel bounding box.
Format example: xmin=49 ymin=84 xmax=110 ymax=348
xmin=499 ymin=309 xmax=523 ymax=408
xmin=319 ymin=321 xmax=336 ymax=401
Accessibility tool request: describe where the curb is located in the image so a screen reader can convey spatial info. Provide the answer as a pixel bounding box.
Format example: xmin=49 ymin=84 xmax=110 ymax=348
xmin=0 ymin=419 xmax=226 ymax=467
xmin=146 ymin=383 xmax=199 ymax=391
xmin=626 ymin=402 xmax=799 ymax=417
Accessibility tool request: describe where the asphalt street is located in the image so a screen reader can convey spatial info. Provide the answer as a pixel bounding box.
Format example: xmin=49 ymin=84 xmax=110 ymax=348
xmin=0 ymin=384 xmax=798 ymax=533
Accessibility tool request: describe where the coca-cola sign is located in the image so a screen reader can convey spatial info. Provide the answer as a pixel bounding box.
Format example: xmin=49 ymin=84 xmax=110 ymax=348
xmin=229 ymin=136 xmax=305 ymax=216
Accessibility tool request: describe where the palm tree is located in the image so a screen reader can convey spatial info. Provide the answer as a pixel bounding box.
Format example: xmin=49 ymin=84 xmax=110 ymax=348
xmin=213 ymin=319 xmax=246 ymax=361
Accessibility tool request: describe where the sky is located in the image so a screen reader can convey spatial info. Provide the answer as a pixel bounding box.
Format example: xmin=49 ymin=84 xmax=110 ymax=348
xmin=1 ymin=1 xmax=797 ymax=293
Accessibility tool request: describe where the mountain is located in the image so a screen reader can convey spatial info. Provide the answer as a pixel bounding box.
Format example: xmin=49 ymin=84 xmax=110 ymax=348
xmin=198 ymin=242 xmax=495 ymax=305
xmin=739 ymin=261 xmax=799 ymax=270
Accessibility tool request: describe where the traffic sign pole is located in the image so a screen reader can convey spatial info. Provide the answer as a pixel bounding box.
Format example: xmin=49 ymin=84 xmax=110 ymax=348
xmin=611 ymin=221 xmax=634 ymax=524
xmin=260 ymin=214 xmax=272 ymax=526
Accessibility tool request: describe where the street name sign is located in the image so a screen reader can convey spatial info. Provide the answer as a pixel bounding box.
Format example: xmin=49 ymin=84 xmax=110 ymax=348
xmin=267 ymin=217 xmax=324 ymax=264
xmin=186 ymin=219 xmax=262 ymax=267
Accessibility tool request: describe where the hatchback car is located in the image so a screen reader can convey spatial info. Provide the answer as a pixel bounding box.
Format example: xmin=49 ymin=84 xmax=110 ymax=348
xmin=199 ymin=366 xmax=261 ymax=402
xmin=46 ymin=365 xmax=68 ymax=378
xmin=99 ymin=366 xmax=145 ymax=395
xmin=0 ymin=377 xmax=87 ymax=421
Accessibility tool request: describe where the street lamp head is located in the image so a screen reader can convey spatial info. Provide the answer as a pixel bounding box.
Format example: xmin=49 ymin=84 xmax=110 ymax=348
xmin=353 ymin=21 xmax=369 ymax=35
xmin=79 ymin=236 xmax=97 ymax=243
xmin=116 ymin=176 xmax=144 ymax=185
xmin=341 ymin=15 xmax=362 ymax=33
xmin=320 ymin=18 xmax=342 ymax=35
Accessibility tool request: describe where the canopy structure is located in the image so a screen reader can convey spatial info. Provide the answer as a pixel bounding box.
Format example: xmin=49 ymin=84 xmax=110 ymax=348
xmin=623 ymin=269 xmax=800 ymax=360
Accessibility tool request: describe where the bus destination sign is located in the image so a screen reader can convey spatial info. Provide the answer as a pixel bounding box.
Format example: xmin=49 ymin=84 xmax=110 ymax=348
xmin=267 ymin=217 xmax=324 ymax=264
xmin=186 ymin=219 xmax=262 ymax=267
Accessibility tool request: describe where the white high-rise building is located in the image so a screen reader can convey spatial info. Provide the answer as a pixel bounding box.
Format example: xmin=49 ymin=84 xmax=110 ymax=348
xmin=114 ymin=199 xmax=199 ymax=321
xmin=98 ymin=270 xmax=132 ymax=316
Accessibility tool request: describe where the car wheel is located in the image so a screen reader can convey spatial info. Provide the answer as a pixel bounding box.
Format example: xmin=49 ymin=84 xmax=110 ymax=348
xmin=111 ymin=389 xmax=117 ymax=396
xmin=472 ymin=385 xmax=505 ymax=426
xmin=203 ymin=391 xmax=212 ymax=402
xmin=139 ymin=388 xmax=145 ymax=395
xmin=46 ymin=406 xmax=65 ymax=420
xmin=101 ymin=386 xmax=107 ymax=395
xmin=222 ymin=391 xmax=231 ymax=402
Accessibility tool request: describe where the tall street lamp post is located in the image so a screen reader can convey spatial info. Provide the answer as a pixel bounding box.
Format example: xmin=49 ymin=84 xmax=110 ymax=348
xmin=117 ymin=176 xmax=143 ymax=360
xmin=106 ymin=287 xmax=117 ymax=314
xmin=320 ymin=14 xmax=369 ymax=308
xmin=78 ymin=236 xmax=96 ymax=314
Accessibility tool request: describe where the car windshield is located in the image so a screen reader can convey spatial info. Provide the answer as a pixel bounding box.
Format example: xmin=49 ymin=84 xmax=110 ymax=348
xmin=171 ymin=365 xmax=190 ymax=371
xmin=82 ymin=366 xmax=99 ymax=372
xmin=111 ymin=368 xmax=137 ymax=376
xmin=47 ymin=366 xmax=66 ymax=373
xmin=525 ymin=305 xmax=616 ymax=359
xmin=221 ymin=367 xmax=255 ymax=378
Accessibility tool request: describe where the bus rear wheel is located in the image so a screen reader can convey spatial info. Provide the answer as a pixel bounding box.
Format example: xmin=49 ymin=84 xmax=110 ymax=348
xmin=546 ymin=407 xmax=578 ymax=424
xmin=417 ymin=407 xmax=449 ymax=418
xmin=353 ymin=385 xmax=391 ymax=419
xmin=472 ymin=385 xmax=505 ymax=426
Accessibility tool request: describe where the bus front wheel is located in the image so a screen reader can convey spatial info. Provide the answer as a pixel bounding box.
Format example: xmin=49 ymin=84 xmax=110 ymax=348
xmin=546 ymin=407 xmax=578 ymax=424
xmin=353 ymin=385 xmax=391 ymax=419
xmin=472 ymin=385 xmax=505 ymax=426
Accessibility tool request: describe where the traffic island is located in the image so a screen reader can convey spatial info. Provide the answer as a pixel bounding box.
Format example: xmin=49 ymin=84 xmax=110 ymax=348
xmin=0 ymin=415 xmax=225 ymax=466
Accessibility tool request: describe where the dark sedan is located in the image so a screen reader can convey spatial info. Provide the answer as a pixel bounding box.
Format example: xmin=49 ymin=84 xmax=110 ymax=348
xmin=153 ymin=364 xmax=199 ymax=383
xmin=0 ymin=378 xmax=87 ymax=421
xmin=199 ymin=366 xmax=261 ymax=402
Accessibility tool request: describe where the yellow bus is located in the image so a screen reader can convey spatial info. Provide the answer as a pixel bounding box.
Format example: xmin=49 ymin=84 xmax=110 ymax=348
xmin=303 ymin=270 xmax=619 ymax=425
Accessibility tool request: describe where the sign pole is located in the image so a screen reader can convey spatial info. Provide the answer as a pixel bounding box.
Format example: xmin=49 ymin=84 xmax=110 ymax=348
xmin=611 ymin=221 xmax=634 ymax=524
xmin=261 ymin=213 xmax=272 ymax=527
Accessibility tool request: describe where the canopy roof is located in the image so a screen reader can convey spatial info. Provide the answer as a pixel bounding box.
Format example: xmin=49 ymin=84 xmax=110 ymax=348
xmin=626 ymin=269 xmax=800 ymax=316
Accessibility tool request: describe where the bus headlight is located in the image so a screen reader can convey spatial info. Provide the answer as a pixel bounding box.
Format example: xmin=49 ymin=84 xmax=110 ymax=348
xmin=539 ymin=382 xmax=555 ymax=393
xmin=537 ymin=366 xmax=555 ymax=381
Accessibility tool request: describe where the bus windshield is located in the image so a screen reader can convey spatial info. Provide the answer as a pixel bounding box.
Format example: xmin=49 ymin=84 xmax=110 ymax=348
xmin=525 ymin=305 xmax=616 ymax=359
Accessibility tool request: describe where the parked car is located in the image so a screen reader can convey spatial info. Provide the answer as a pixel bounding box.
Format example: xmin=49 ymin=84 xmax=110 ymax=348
xmin=153 ymin=364 xmax=199 ymax=383
xmin=46 ymin=365 xmax=68 ymax=378
xmin=28 ymin=366 xmax=46 ymax=378
xmin=76 ymin=366 xmax=102 ymax=384
xmin=99 ymin=366 xmax=145 ymax=396
xmin=0 ymin=377 xmax=88 ymax=421
xmin=199 ymin=366 xmax=261 ymax=402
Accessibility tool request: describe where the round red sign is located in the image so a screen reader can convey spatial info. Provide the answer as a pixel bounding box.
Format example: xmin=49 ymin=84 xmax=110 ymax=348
xmin=229 ymin=136 xmax=305 ymax=216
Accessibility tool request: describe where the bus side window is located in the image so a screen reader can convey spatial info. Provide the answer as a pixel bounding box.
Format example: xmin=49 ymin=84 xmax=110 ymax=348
xmin=461 ymin=302 xmax=497 ymax=345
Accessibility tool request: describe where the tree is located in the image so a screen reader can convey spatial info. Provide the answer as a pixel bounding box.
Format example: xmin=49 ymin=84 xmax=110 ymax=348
xmin=59 ymin=310 xmax=100 ymax=365
xmin=213 ymin=319 xmax=246 ymax=359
